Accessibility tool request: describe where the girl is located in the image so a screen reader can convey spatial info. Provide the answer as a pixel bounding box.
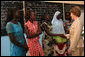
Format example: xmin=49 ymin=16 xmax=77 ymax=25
xmin=24 ymin=11 xmax=44 ymax=56
xmin=6 ymin=8 xmax=28 ymax=56
xmin=41 ymin=13 xmax=66 ymax=56
xmin=51 ymin=11 xmax=67 ymax=56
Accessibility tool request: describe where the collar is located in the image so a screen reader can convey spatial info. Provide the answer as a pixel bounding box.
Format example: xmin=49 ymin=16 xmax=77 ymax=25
xmin=75 ymin=18 xmax=79 ymax=21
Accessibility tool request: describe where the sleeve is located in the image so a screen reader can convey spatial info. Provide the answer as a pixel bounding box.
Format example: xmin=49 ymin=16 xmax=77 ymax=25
xmin=69 ymin=21 xmax=83 ymax=51
xmin=18 ymin=22 xmax=23 ymax=28
xmin=25 ymin=22 xmax=28 ymax=26
xmin=6 ymin=22 xmax=14 ymax=34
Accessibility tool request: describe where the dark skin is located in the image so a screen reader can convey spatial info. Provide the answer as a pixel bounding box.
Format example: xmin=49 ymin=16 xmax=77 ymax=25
xmin=24 ymin=12 xmax=42 ymax=39
xmin=8 ymin=10 xmax=28 ymax=52
xmin=57 ymin=13 xmax=61 ymax=20
xmin=66 ymin=13 xmax=70 ymax=18
xmin=56 ymin=13 xmax=65 ymax=34
xmin=42 ymin=14 xmax=65 ymax=37
xmin=25 ymin=9 xmax=31 ymax=22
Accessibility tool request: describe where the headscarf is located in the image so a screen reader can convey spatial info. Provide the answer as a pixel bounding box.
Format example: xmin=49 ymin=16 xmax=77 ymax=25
xmin=51 ymin=11 xmax=65 ymax=34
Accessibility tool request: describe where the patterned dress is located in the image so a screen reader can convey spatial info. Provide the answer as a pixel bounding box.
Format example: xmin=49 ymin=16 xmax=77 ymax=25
xmin=64 ymin=20 xmax=71 ymax=34
xmin=41 ymin=22 xmax=54 ymax=56
xmin=51 ymin=19 xmax=67 ymax=56
xmin=6 ymin=22 xmax=26 ymax=56
xmin=25 ymin=20 xmax=44 ymax=56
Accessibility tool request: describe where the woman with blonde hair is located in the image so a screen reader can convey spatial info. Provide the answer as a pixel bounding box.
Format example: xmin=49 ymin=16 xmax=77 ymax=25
xmin=65 ymin=6 xmax=84 ymax=56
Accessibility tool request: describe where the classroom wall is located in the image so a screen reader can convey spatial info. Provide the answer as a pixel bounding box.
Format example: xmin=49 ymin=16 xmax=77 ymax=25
xmin=1 ymin=1 xmax=84 ymax=36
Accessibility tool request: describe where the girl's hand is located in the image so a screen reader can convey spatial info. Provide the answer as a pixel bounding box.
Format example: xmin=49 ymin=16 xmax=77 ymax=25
xmin=64 ymin=34 xmax=67 ymax=37
xmin=64 ymin=34 xmax=69 ymax=39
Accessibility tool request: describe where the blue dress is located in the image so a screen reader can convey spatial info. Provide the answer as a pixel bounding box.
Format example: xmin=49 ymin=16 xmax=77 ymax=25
xmin=6 ymin=22 xmax=26 ymax=56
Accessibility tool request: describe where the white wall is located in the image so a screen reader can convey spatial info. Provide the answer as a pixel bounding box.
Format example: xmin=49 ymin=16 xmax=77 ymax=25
xmin=1 ymin=33 xmax=43 ymax=56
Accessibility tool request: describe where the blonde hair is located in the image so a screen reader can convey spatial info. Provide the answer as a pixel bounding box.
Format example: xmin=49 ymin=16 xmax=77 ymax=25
xmin=70 ymin=6 xmax=81 ymax=17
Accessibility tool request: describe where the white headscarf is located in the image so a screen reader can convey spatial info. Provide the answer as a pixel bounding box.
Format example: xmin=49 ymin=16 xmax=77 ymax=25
xmin=51 ymin=11 xmax=65 ymax=34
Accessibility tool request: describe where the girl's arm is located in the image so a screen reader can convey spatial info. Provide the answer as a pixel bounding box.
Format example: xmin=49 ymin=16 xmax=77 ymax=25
xmin=8 ymin=33 xmax=28 ymax=50
xmin=43 ymin=24 xmax=65 ymax=37
xmin=64 ymin=34 xmax=70 ymax=39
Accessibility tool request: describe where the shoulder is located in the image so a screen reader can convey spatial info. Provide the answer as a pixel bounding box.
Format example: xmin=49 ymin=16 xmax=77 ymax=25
xmin=77 ymin=19 xmax=82 ymax=27
xmin=6 ymin=22 xmax=12 ymax=25
xmin=24 ymin=25 xmax=28 ymax=29
xmin=34 ymin=21 xmax=39 ymax=25
xmin=59 ymin=19 xmax=64 ymax=23
xmin=75 ymin=19 xmax=81 ymax=25
xmin=6 ymin=22 xmax=14 ymax=32
xmin=6 ymin=22 xmax=13 ymax=27
xmin=72 ymin=19 xmax=81 ymax=28
xmin=25 ymin=21 xmax=29 ymax=26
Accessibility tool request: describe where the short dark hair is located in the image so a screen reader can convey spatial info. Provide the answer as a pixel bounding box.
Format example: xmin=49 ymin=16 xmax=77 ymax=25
xmin=70 ymin=6 xmax=81 ymax=17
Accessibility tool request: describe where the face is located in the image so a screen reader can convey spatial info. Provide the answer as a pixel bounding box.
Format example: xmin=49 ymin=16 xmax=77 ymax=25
xmin=30 ymin=12 xmax=36 ymax=21
xmin=57 ymin=13 xmax=61 ymax=20
xmin=25 ymin=10 xmax=30 ymax=19
xmin=14 ymin=10 xmax=20 ymax=20
xmin=70 ymin=12 xmax=75 ymax=20
xmin=66 ymin=13 xmax=69 ymax=16
xmin=45 ymin=14 xmax=50 ymax=22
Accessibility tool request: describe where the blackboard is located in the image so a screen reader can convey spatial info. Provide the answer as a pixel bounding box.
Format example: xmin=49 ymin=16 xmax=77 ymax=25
xmin=1 ymin=1 xmax=84 ymax=36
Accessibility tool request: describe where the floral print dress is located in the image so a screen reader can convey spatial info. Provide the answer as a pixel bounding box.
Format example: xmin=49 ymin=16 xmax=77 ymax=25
xmin=25 ymin=20 xmax=44 ymax=56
